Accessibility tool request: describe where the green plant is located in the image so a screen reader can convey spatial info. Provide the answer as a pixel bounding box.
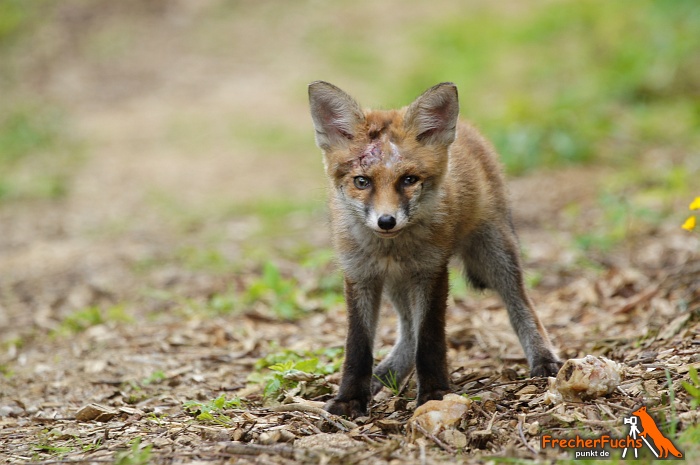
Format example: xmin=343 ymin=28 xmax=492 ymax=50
xmin=80 ymin=437 xmax=103 ymax=452
xmin=53 ymin=305 xmax=132 ymax=336
xmin=263 ymin=358 xmax=322 ymax=398
xmin=681 ymin=365 xmax=700 ymax=409
xmin=141 ymin=370 xmax=166 ymax=386
xmin=373 ymin=370 xmax=401 ymax=396
xmin=183 ymin=394 xmax=241 ymax=425
xmin=31 ymin=429 xmax=74 ymax=458
xmin=249 ymin=347 xmax=343 ymax=401
xmin=676 ymin=423 xmax=700 ymax=461
xmin=244 ymin=261 xmax=305 ymax=320
xmin=114 ymin=437 xmax=152 ymax=465
xmin=0 ymin=363 xmax=13 ymax=378
xmin=0 ymin=104 xmax=81 ymax=202
xmin=574 ymin=191 xmax=662 ymax=253
xmin=666 ymin=369 xmax=678 ymax=436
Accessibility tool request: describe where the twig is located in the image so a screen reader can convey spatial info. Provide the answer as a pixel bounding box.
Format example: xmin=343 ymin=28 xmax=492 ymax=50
xmin=517 ymin=415 xmax=538 ymax=455
xmin=222 ymin=442 xmax=295 ymax=459
xmin=413 ymin=422 xmax=456 ymax=454
xmin=270 ymin=403 xmax=358 ymax=431
xmin=459 ymin=377 xmax=548 ymax=395
xmin=18 ymin=460 xmax=113 ymax=464
xmin=485 ymin=411 xmax=497 ymax=431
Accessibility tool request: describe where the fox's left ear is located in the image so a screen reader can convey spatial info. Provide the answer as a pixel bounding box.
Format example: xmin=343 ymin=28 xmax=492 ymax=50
xmin=404 ymin=83 xmax=459 ymax=146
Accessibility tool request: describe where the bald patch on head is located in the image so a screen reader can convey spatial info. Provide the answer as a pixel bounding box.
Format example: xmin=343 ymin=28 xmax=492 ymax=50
xmin=354 ymin=134 xmax=403 ymax=170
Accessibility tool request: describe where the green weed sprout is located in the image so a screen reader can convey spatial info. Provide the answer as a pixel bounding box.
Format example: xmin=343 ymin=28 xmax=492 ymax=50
xmin=183 ymin=394 xmax=241 ymax=425
xmin=681 ymin=366 xmax=700 ymax=410
xmin=114 ymin=438 xmax=152 ymax=465
xmin=373 ymin=370 xmax=401 ymax=396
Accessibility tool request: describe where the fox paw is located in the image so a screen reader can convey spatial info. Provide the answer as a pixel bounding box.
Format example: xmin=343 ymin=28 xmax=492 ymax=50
xmin=324 ymin=398 xmax=367 ymax=418
xmin=531 ymin=359 xmax=563 ymax=377
xmin=417 ymin=389 xmax=450 ymax=406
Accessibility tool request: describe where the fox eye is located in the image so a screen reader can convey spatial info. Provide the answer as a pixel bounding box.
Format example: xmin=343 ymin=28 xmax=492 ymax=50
xmin=402 ymin=175 xmax=419 ymax=186
xmin=353 ymin=176 xmax=371 ymax=189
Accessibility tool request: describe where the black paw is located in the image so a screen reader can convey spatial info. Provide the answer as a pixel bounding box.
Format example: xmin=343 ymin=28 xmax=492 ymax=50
xmin=417 ymin=389 xmax=450 ymax=406
xmin=324 ymin=398 xmax=368 ymax=418
xmin=531 ymin=358 xmax=563 ymax=378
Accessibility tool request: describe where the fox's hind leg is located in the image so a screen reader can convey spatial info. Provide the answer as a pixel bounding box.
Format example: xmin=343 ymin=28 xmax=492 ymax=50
xmin=371 ymin=283 xmax=416 ymax=395
xmin=372 ymin=267 xmax=451 ymax=404
xmin=460 ymin=222 xmax=561 ymax=377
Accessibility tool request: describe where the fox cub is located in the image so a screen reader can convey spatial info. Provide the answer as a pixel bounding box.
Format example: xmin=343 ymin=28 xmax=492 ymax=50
xmin=308 ymin=81 xmax=562 ymax=417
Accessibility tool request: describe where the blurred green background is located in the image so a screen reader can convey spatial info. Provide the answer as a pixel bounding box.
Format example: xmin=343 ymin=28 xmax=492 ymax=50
xmin=2 ymin=0 xmax=698 ymax=198
xmin=0 ymin=0 xmax=698 ymax=288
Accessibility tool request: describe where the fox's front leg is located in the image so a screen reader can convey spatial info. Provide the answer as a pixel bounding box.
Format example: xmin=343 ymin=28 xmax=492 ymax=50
xmin=414 ymin=265 xmax=451 ymax=405
xmin=324 ymin=276 xmax=382 ymax=417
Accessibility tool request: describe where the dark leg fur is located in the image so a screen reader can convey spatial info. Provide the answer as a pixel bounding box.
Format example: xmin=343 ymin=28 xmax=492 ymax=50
xmin=461 ymin=224 xmax=562 ymax=377
xmin=415 ymin=265 xmax=451 ymax=404
xmin=324 ymin=277 xmax=382 ymax=417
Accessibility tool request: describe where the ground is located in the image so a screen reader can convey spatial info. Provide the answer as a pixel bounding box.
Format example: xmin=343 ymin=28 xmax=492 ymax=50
xmin=0 ymin=1 xmax=699 ymax=464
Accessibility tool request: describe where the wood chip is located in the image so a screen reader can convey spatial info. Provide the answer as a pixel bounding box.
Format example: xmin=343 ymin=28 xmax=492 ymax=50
xmin=75 ymin=403 xmax=118 ymax=422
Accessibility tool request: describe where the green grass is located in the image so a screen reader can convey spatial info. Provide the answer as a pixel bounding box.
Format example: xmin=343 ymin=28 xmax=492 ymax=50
xmin=52 ymin=305 xmax=133 ymax=336
xmin=0 ymin=104 xmax=80 ymax=201
xmin=0 ymin=1 xmax=81 ymax=202
xmin=303 ymin=0 xmax=700 ymax=175
xmin=114 ymin=438 xmax=152 ymax=465
xmin=570 ymin=162 xmax=691 ymax=254
xmin=401 ymin=0 xmax=699 ymax=174
xmin=0 ymin=0 xmax=39 ymax=48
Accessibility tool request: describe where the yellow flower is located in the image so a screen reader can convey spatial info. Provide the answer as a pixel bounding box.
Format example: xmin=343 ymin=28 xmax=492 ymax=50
xmin=691 ymin=197 xmax=700 ymax=211
xmin=683 ymin=215 xmax=696 ymax=231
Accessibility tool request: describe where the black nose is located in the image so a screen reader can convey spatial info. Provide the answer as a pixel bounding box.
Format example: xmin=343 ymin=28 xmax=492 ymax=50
xmin=377 ymin=214 xmax=396 ymax=231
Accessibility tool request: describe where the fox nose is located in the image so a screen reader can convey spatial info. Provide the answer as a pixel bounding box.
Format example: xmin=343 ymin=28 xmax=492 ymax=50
xmin=377 ymin=214 xmax=397 ymax=231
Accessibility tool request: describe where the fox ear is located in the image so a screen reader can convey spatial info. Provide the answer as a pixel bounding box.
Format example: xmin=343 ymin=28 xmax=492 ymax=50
xmin=404 ymin=83 xmax=459 ymax=146
xmin=309 ymin=81 xmax=364 ymax=151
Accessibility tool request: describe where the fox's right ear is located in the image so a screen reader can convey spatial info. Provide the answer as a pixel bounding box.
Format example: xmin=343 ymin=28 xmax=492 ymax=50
xmin=309 ymin=81 xmax=364 ymax=151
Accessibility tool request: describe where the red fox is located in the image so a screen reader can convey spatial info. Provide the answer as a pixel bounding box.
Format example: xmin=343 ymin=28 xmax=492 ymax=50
xmin=308 ymin=81 xmax=562 ymax=417
xmin=632 ymin=406 xmax=683 ymax=458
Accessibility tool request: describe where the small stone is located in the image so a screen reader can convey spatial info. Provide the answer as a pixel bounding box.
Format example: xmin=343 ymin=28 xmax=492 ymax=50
xmin=407 ymin=394 xmax=472 ymax=441
xmin=0 ymin=405 xmax=23 ymax=417
xmin=527 ymin=421 xmax=540 ymax=435
xmin=439 ymin=429 xmax=467 ymax=449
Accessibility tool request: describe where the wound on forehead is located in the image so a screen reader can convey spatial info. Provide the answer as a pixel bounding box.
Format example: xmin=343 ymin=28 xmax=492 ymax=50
xmin=355 ymin=111 xmax=403 ymax=170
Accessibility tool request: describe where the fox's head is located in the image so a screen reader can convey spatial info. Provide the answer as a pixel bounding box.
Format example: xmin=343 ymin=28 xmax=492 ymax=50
xmin=308 ymin=81 xmax=459 ymax=238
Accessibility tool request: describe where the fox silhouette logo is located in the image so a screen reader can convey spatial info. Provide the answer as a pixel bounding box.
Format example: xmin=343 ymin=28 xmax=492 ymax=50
xmin=631 ymin=406 xmax=683 ymax=459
